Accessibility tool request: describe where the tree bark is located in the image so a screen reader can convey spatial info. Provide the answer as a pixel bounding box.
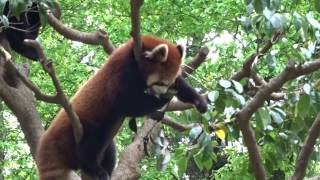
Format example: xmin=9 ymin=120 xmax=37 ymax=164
xmin=111 ymin=118 xmax=161 ymax=180
xmin=0 ymin=63 xmax=44 ymax=158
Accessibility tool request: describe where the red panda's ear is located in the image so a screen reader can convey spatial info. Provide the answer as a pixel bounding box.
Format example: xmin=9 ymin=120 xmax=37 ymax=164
xmin=176 ymin=44 xmax=186 ymax=59
xmin=143 ymin=44 xmax=168 ymax=63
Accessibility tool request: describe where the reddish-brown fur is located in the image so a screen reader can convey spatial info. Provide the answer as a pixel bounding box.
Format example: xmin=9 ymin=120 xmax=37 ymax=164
xmin=36 ymin=35 xmax=187 ymax=179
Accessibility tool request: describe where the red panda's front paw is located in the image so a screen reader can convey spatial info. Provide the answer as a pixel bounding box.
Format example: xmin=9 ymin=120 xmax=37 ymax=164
xmin=194 ymin=97 xmax=208 ymax=113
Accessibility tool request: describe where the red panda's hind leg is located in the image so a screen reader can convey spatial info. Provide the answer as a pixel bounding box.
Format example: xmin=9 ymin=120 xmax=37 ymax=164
xmin=77 ymin=129 xmax=110 ymax=179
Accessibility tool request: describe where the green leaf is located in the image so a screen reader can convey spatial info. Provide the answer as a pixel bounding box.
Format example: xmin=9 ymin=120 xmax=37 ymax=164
xmin=273 ymin=107 xmax=286 ymax=117
xmin=315 ymin=93 xmax=320 ymax=111
xmin=300 ymin=47 xmax=312 ymax=58
xmin=219 ymin=79 xmax=232 ymax=89
xmin=297 ymin=94 xmax=311 ymax=118
xmin=293 ymin=12 xmax=305 ymax=30
xmin=215 ymin=94 xmax=226 ymax=113
xmin=253 ymin=0 xmax=263 ymax=13
xmin=244 ymin=0 xmax=252 ymax=5
xmin=203 ymin=147 xmax=214 ymax=171
xmin=177 ymin=156 xmax=188 ymax=177
xmin=266 ymin=53 xmax=276 ymax=69
xmin=303 ymin=83 xmax=312 ymax=95
xmin=227 ymin=123 xmax=240 ymax=139
xmin=193 ymin=148 xmax=204 ymax=171
xmin=9 ymin=0 xmax=28 ymax=17
xmin=240 ymin=16 xmax=252 ymax=32
xmin=306 ymin=13 xmax=320 ymax=29
xmin=189 ymin=126 xmax=202 ymax=139
xmin=246 ymin=3 xmax=254 ymax=14
xmin=315 ymin=0 xmax=320 ymax=12
xmin=270 ymin=111 xmax=283 ymax=124
xmin=233 ymin=93 xmax=246 ymax=106
xmin=208 ymin=91 xmax=219 ymax=102
xmin=269 ymin=13 xmax=286 ymax=28
xmin=0 ymin=0 xmax=7 ymax=15
xmin=231 ymin=80 xmax=244 ymax=93
xmin=263 ymin=8 xmax=274 ymax=20
xmin=256 ymin=107 xmax=272 ymax=129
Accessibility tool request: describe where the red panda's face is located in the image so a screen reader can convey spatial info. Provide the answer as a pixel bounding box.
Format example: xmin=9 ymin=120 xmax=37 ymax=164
xmin=139 ymin=36 xmax=185 ymax=97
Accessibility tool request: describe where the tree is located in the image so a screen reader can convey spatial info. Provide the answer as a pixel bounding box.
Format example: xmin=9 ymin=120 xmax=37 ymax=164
xmin=0 ymin=0 xmax=320 ymax=180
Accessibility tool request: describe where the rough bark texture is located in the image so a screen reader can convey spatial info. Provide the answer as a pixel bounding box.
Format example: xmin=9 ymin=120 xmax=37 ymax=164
xmin=111 ymin=119 xmax=161 ymax=180
xmin=235 ymin=59 xmax=320 ymax=180
xmin=47 ymin=12 xmax=115 ymax=54
xmin=0 ymin=62 xmax=44 ymax=158
xmin=0 ymin=105 xmax=5 ymax=180
xmin=292 ymin=113 xmax=320 ymax=180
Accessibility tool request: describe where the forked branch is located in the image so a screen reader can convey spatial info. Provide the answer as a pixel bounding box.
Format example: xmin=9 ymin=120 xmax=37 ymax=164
xmin=236 ymin=59 xmax=320 ymax=180
xmin=47 ymin=11 xmax=115 ymax=54
xmin=25 ymin=40 xmax=83 ymax=143
xmin=4 ymin=39 xmax=84 ymax=144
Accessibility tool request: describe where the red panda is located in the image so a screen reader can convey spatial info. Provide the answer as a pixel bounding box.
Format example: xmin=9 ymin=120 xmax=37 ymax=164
xmin=36 ymin=35 xmax=207 ymax=180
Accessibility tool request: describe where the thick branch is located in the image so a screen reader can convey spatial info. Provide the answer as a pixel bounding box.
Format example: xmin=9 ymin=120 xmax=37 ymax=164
xmin=47 ymin=12 xmax=115 ymax=54
xmin=0 ymin=50 xmax=43 ymax=158
xmin=236 ymin=59 xmax=320 ymax=180
xmin=111 ymin=118 xmax=160 ymax=180
xmin=238 ymin=121 xmax=266 ymax=180
xmin=130 ymin=0 xmax=144 ymax=61
xmin=293 ymin=113 xmax=320 ymax=180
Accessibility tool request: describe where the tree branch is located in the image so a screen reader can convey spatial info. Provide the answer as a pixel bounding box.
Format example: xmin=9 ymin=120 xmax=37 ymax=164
xmin=130 ymin=0 xmax=144 ymax=61
xmin=23 ymin=40 xmax=83 ymax=144
xmin=0 ymin=48 xmax=44 ymax=158
xmin=111 ymin=118 xmax=161 ymax=180
xmin=182 ymin=46 xmax=209 ymax=78
xmin=293 ymin=113 xmax=320 ymax=180
xmin=162 ymin=116 xmax=197 ymax=132
xmin=238 ymin=59 xmax=320 ymax=123
xmin=47 ymin=11 xmax=115 ymax=54
xmin=231 ymin=30 xmax=284 ymax=81
xmin=236 ymin=59 xmax=320 ymax=180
